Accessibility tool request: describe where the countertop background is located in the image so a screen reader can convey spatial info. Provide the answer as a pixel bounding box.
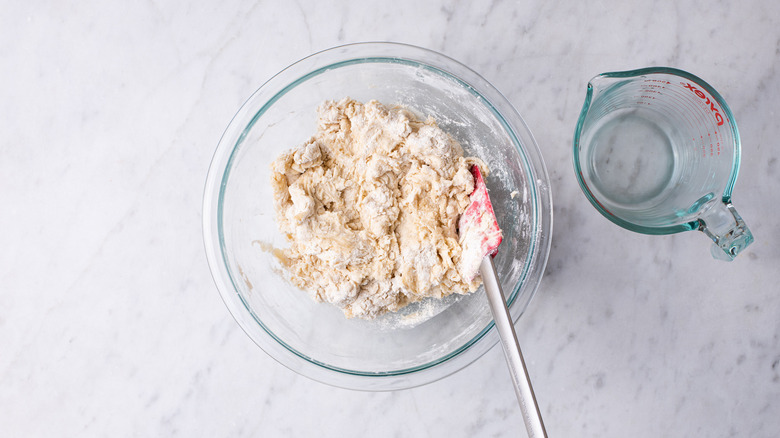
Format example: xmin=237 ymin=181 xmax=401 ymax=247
xmin=2 ymin=1 xmax=779 ymax=437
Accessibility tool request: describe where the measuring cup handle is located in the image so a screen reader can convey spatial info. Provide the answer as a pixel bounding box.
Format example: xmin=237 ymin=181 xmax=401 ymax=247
xmin=698 ymin=201 xmax=754 ymax=261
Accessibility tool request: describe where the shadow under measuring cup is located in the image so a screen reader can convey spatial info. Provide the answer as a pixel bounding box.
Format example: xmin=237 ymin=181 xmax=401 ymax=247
xmin=573 ymin=67 xmax=754 ymax=261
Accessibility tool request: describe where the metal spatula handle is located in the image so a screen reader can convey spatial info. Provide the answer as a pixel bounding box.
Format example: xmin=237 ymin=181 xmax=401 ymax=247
xmin=481 ymin=256 xmax=547 ymax=438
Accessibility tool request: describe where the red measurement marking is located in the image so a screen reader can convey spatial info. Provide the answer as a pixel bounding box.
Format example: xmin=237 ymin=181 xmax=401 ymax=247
xmin=681 ymin=82 xmax=725 ymax=126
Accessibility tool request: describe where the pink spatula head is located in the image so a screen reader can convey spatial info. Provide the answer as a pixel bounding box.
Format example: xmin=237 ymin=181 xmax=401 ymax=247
xmin=458 ymin=165 xmax=503 ymax=281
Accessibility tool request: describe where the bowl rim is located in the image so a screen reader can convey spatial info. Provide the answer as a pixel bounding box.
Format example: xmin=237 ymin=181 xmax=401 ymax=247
xmin=202 ymin=41 xmax=553 ymax=391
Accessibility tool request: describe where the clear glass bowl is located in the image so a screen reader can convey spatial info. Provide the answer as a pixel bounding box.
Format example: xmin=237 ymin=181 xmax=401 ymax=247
xmin=203 ymin=42 xmax=552 ymax=390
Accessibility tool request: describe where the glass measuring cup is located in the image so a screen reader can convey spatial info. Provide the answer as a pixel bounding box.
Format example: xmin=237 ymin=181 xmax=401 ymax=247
xmin=573 ymin=67 xmax=753 ymax=261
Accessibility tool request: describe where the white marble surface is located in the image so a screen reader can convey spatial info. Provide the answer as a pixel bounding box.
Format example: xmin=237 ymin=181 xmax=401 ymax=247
xmin=2 ymin=1 xmax=779 ymax=436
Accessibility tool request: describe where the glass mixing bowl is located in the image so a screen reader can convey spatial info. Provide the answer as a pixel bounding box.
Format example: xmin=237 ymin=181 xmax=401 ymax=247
xmin=203 ymin=42 xmax=552 ymax=390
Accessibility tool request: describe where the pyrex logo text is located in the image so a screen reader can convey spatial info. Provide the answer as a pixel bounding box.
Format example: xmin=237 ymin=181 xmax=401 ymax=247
xmin=682 ymin=82 xmax=724 ymax=126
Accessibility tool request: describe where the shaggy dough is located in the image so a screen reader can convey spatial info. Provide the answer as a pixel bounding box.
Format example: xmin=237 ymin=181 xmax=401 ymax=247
xmin=271 ymin=98 xmax=483 ymax=319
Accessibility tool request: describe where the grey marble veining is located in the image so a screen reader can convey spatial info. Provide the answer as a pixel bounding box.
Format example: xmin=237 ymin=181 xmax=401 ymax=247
xmin=1 ymin=1 xmax=779 ymax=437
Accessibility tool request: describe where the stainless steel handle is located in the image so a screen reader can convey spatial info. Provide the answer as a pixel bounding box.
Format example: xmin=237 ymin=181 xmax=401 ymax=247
xmin=480 ymin=256 xmax=547 ymax=438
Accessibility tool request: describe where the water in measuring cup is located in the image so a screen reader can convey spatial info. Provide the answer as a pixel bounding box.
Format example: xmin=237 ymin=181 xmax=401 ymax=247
xmin=586 ymin=107 xmax=677 ymax=208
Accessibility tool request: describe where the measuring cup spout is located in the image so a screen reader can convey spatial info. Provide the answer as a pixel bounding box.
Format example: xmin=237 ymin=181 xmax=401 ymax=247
xmin=585 ymin=78 xmax=603 ymax=105
xmin=580 ymin=74 xmax=628 ymax=121
xmin=587 ymin=74 xmax=623 ymax=99
xmin=697 ymin=199 xmax=754 ymax=261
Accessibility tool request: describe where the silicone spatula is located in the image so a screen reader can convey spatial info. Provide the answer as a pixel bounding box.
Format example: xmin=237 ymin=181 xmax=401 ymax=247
xmin=459 ymin=165 xmax=547 ymax=438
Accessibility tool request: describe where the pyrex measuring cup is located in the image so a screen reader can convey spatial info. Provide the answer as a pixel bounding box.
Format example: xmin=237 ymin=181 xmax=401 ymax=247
xmin=573 ymin=67 xmax=753 ymax=260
